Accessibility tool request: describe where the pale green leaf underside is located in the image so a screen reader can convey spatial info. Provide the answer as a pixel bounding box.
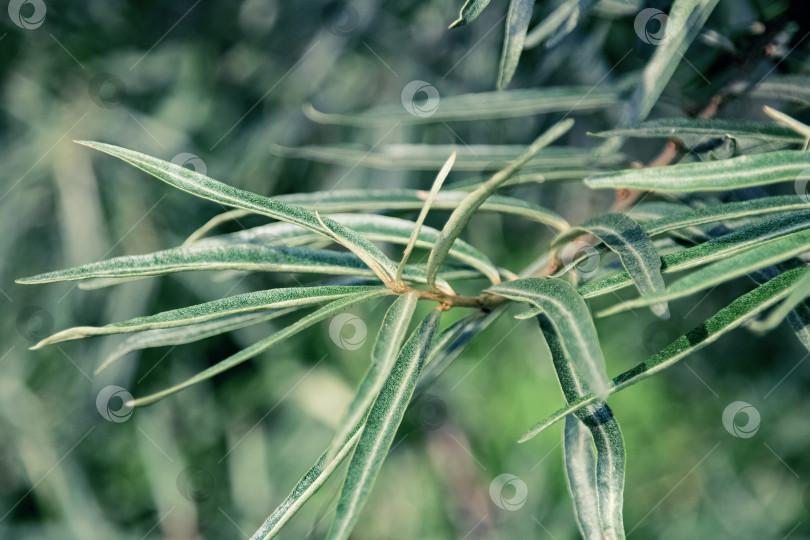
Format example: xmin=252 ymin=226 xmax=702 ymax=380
xmin=326 ymin=311 xmax=440 ymax=540
xmin=304 ymin=86 xmax=623 ymax=125
xmin=586 ymin=150 xmax=810 ymax=192
xmin=449 ymin=0 xmax=491 ymax=28
xmin=563 ymin=415 xmax=602 ymax=540
xmin=522 ymin=266 xmax=810 ymax=442
xmin=593 ymin=118 xmax=804 ymax=145
xmin=497 ymin=0 xmax=535 ymax=89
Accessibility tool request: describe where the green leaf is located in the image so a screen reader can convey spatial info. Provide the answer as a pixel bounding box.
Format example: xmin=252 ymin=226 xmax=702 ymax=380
xmin=750 ymin=75 xmax=810 ymax=106
xmin=521 ymin=266 xmax=810 ymax=441
xmin=563 ymin=415 xmax=602 ymax=540
xmin=426 ymin=120 xmax=574 ymax=289
xmin=273 ymin=143 xmax=622 ymax=171
xmin=586 ymin=150 xmax=810 ymax=192
xmin=30 ymin=285 xmax=375 ymax=349
xmin=554 ymin=213 xmax=668 ymax=317
xmin=130 ymin=289 xmax=391 ymax=406
xmin=250 ymin=421 xmax=365 ymax=540
xmin=327 ymin=293 xmax=419 ymax=462
xmin=524 ymin=0 xmax=580 ymax=49
xmin=621 ymin=0 xmax=719 ymax=125
xmin=580 ymin=210 xmax=810 ymax=299
xmin=397 ymin=153 xmax=456 ymax=282
xmin=489 ymin=278 xmax=609 ymax=399
xmin=75 ymin=141 xmax=398 ymax=282
xmin=763 ymin=105 xmax=810 ymax=140
xmin=497 ymin=0 xmax=535 ymax=89
xmin=326 ymin=311 xmax=440 ymax=540
xmin=599 ymin=227 xmax=810 ymax=317
xmin=449 ymin=0 xmax=491 ymax=28
xmin=593 ymin=118 xmax=805 ymax=145
xmin=304 ymin=86 xmax=623 ymax=125
xmin=95 ymin=310 xmax=293 ymax=375
xmin=749 ymin=269 xmax=810 ymax=333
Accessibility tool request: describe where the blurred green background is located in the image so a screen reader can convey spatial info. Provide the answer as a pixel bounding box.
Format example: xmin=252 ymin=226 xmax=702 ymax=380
xmin=1 ymin=0 xmax=810 ymax=538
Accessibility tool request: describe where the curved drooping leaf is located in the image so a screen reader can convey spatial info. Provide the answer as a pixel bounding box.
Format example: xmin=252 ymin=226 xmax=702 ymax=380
xmin=326 ymin=311 xmax=440 ymax=540
xmin=304 ymin=86 xmax=623 ymax=125
xmin=599 ymin=227 xmax=810 ymax=317
xmin=449 ymin=0 xmax=491 ymax=28
xmin=620 ymin=0 xmax=720 ymax=125
xmin=586 ymin=150 xmax=810 ymax=192
xmin=749 ymin=269 xmax=810 ymax=333
xmin=30 ymin=285 xmax=375 ymax=349
xmin=538 ymin=316 xmax=625 ymax=539
xmin=554 ymin=213 xmax=668 ymax=317
xmin=497 ymin=0 xmax=535 ymax=89
xmin=75 ymin=141 xmax=397 ymax=282
xmin=520 ymin=266 xmax=810 ymax=441
xmin=593 ymin=118 xmax=805 ymax=145
xmin=750 ymin=75 xmax=810 ymax=106
xmin=327 ymin=293 xmax=418 ymax=462
xmin=130 ymin=289 xmax=391 ymax=406
xmin=274 ymin=143 xmax=621 ymax=171
xmin=95 ymin=310 xmax=293 ymax=375
xmin=488 ymin=278 xmax=609 ymax=399
xmin=580 ymin=210 xmax=810 ymax=299
xmin=426 ymin=121 xmax=573 ymax=289
xmin=563 ymin=415 xmax=602 ymax=540
xmin=250 ymin=421 xmax=365 ymax=540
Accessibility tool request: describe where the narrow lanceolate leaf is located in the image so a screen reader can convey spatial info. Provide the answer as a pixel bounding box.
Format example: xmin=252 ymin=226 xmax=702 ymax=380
xmin=642 ymin=196 xmax=810 ymax=238
xmin=327 ymin=293 xmax=419 ymax=462
xmin=426 ymin=120 xmax=574 ymax=289
xmin=620 ymin=0 xmax=719 ymax=125
xmin=751 ymin=75 xmax=810 ymax=106
xmin=520 ymin=266 xmax=810 ymax=441
xmin=304 ymin=86 xmax=622 ymax=125
xmin=563 ymin=415 xmax=602 ymax=540
xmin=555 ymin=213 xmax=668 ymax=317
xmin=397 ymin=153 xmax=456 ymax=282
xmin=524 ymin=0 xmax=579 ymax=49
xmin=538 ymin=316 xmax=625 ymax=539
xmin=30 ymin=285 xmax=373 ymax=349
xmin=326 ymin=311 xmax=440 ymax=540
xmin=203 ymin=214 xmax=501 ymax=285
xmin=183 ymin=208 xmax=255 ymax=246
xmin=75 ymin=141 xmax=397 ymax=282
xmin=763 ymin=106 xmax=810 ymax=140
xmin=599 ymin=227 xmax=810 ymax=317
xmin=130 ymin=289 xmax=391 ymax=406
xmin=497 ymin=0 xmax=535 ymax=89
xmin=488 ymin=278 xmax=609 ymax=399
xmin=586 ymin=150 xmax=810 ymax=192
xmin=95 ymin=310 xmax=292 ymax=375
xmin=273 ymin=144 xmax=621 ymax=171
xmin=749 ymin=270 xmax=810 ymax=333
xmin=581 ymin=211 xmax=810 ymax=299
xmin=449 ymin=0 xmax=491 ymax=28
xmin=593 ymin=118 xmax=805 ymax=145
xmin=250 ymin=421 xmax=365 ymax=540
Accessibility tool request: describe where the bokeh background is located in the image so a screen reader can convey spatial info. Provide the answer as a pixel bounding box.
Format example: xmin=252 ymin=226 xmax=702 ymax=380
xmin=2 ymin=0 xmax=810 ymax=538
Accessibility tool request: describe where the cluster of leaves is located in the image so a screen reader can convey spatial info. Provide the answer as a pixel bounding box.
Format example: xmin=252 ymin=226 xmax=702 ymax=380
xmin=19 ymin=0 xmax=810 ymax=538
